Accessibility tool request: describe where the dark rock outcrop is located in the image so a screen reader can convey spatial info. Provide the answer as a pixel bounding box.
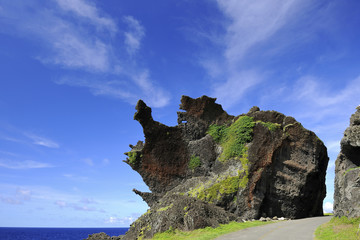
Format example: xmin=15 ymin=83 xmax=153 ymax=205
xmin=124 ymin=194 xmax=236 ymax=240
xmin=334 ymin=106 xmax=360 ymax=218
xmin=84 ymin=232 xmax=122 ymax=240
xmin=122 ymin=95 xmax=329 ymax=239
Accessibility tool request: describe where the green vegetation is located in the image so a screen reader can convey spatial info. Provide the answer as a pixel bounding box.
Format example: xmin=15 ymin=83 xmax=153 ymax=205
xmin=315 ymin=216 xmax=360 ymax=240
xmin=344 ymin=166 xmax=360 ymax=175
xmin=207 ymin=116 xmax=255 ymax=161
xmin=128 ymin=151 xmax=141 ymax=166
xmin=188 ymin=155 xmax=201 ymax=170
xmin=188 ymin=147 xmax=250 ymax=202
xmin=151 ymin=221 xmax=273 ymax=240
xmin=188 ymin=169 xmax=248 ymax=203
xmin=257 ymin=121 xmax=281 ymax=131
xmin=198 ymin=176 xmax=240 ymax=203
xmin=238 ymin=150 xmax=249 ymax=188
xmin=157 ymin=203 xmax=174 ymax=212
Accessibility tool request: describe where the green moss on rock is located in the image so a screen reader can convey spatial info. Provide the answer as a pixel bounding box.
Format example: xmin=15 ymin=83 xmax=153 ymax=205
xmin=207 ymin=116 xmax=255 ymax=161
xmin=188 ymin=155 xmax=201 ymax=170
xmin=257 ymin=121 xmax=281 ymax=131
xmin=195 ymin=176 xmax=240 ymax=203
xmin=157 ymin=203 xmax=174 ymax=212
xmin=128 ymin=151 xmax=141 ymax=166
xmin=344 ymin=166 xmax=360 ymax=175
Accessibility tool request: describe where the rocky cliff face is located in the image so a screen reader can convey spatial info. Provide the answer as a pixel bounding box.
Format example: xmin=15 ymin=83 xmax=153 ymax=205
xmin=123 ymin=96 xmax=329 ymax=239
xmin=334 ymin=106 xmax=360 ymax=218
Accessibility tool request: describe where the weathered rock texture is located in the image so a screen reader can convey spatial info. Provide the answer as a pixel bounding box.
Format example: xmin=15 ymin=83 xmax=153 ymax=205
xmin=84 ymin=232 xmax=122 ymax=240
xmin=123 ymin=96 xmax=329 ymax=239
xmin=334 ymin=106 xmax=360 ymax=218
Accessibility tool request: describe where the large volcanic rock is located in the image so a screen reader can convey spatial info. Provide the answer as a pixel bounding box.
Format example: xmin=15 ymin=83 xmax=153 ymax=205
xmin=122 ymin=96 xmax=329 ymax=239
xmin=334 ymin=106 xmax=360 ymax=218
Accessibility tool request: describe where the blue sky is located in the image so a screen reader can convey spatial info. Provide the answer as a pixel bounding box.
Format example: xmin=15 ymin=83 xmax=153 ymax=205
xmin=0 ymin=0 xmax=359 ymax=227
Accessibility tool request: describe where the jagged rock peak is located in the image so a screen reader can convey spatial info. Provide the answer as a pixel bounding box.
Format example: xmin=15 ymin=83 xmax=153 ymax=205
xmin=178 ymin=95 xmax=231 ymax=123
xmin=334 ymin=106 xmax=360 ymax=218
xmin=122 ymin=95 xmax=329 ymax=239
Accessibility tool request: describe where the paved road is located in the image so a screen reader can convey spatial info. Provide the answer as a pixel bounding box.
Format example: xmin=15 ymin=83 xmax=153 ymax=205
xmin=215 ymin=216 xmax=332 ymax=240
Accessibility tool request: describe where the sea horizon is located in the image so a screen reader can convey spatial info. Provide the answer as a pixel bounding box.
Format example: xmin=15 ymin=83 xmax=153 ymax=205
xmin=0 ymin=227 xmax=129 ymax=240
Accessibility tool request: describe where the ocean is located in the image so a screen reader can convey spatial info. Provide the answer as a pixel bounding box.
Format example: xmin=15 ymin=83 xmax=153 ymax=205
xmin=0 ymin=227 xmax=129 ymax=240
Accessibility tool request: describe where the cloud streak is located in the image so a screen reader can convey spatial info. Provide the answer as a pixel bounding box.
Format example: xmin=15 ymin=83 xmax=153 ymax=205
xmin=0 ymin=0 xmax=170 ymax=108
xmin=216 ymin=0 xmax=302 ymax=64
xmin=105 ymin=213 xmax=140 ymax=225
xmin=0 ymin=187 xmax=32 ymax=205
xmin=196 ymin=0 xmax=311 ymax=109
xmin=55 ymin=0 xmax=117 ymax=32
xmin=123 ymin=16 xmax=145 ymax=56
xmin=54 ymin=198 xmax=104 ymax=212
xmin=0 ymin=159 xmax=54 ymax=169
xmin=25 ymin=133 xmax=60 ymax=148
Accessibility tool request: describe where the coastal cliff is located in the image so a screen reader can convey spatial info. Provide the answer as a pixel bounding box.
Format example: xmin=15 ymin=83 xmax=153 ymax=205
xmin=121 ymin=95 xmax=329 ymax=239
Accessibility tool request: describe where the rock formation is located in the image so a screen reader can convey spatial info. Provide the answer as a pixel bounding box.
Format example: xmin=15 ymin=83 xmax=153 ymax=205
xmin=121 ymin=95 xmax=329 ymax=239
xmin=334 ymin=106 xmax=360 ymax=218
xmin=84 ymin=232 xmax=122 ymax=240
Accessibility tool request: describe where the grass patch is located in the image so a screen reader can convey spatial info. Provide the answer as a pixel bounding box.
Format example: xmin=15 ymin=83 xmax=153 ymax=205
xmin=199 ymin=176 xmax=240 ymax=203
xmin=257 ymin=121 xmax=281 ymax=131
xmin=188 ymin=155 xmax=201 ymax=170
xmin=207 ymin=116 xmax=255 ymax=161
xmin=152 ymin=221 xmax=273 ymax=240
xmin=315 ymin=216 xmax=360 ymax=240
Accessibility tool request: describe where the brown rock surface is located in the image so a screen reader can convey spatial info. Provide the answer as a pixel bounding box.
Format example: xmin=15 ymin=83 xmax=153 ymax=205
xmin=122 ymin=95 xmax=329 ymax=239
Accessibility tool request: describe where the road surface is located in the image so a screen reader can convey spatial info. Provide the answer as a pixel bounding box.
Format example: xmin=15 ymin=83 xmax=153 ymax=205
xmin=215 ymin=216 xmax=332 ymax=240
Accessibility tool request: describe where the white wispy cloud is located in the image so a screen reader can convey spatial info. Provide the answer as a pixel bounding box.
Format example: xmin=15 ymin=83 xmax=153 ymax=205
xmin=56 ymin=77 xmax=138 ymax=105
xmin=0 ymin=187 xmax=32 ymax=205
xmin=123 ymin=16 xmax=145 ymax=56
xmin=47 ymin=34 xmax=111 ymax=72
xmin=323 ymin=202 xmax=333 ymax=213
xmin=129 ymin=70 xmax=171 ymax=108
xmin=197 ymin=0 xmax=310 ymax=109
xmin=80 ymin=197 xmax=98 ymax=204
xmin=0 ymin=1 xmax=170 ymax=108
xmin=82 ymin=158 xmax=94 ymax=167
xmin=292 ymin=75 xmax=360 ymax=109
xmin=25 ymin=133 xmax=60 ymax=148
xmin=63 ymin=174 xmax=89 ymax=182
xmin=102 ymin=158 xmax=110 ymax=165
xmin=0 ymin=196 xmax=22 ymax=205
xmin=0 ymin=125 xmax=60 ymax=149
xmin=105 ymin=213 xmax=140 ymax=225
xmin=54 ymin=199 xmax=104 ymax=212
xmin=216 ymin=0 xmax=302 ymax=64
xmin=211 ymin=70 xmax=262 ymax=110
xmin=55 ymin=0 xmax=117 ymax=32
xmin=55 ymin=200 xmax=67 ymax=208
xmin=325 ymin=140 xmax=341 ymax=154
xmin=16 ymin=188 xmax=32 ymax=201
xmin=0 ymin=159 xmax=54 ymax=169
xmin=56 ymin=73 xmax=170 ymax=108
xmin=0 ymin=1 xmax=112 ymax=72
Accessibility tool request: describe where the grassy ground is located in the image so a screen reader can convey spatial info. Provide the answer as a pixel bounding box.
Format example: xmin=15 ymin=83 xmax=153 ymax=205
xmin=315 ymin=216 xmax=360 ymax=240
xmin=151 ymin=221 xmax=273 ymax=240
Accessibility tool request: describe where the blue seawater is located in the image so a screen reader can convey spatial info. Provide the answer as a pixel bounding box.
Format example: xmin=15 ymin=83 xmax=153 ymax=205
xmin=0 ymin=227 xmax=129 ymax=240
